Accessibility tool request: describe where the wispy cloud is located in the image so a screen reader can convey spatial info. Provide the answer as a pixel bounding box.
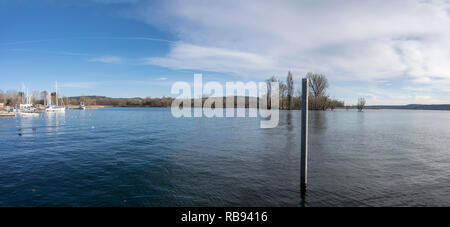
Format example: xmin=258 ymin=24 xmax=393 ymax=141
xmin=156 ymin=77 xmax=168 ymax=80
xmin=60 ymin=82 xmax=99 ymax=89
xmin=92 ymin=0 xmax=140 ymax=4
xmin=134 ymin=0 xmax=450 ymax=80
xmin=144 ymin=42 xmax=278 ymax=77
xmin=0 ymin=36 xmax=174 ymax=46
xmin=89 ymin=55 xmax=123 ymax=63
xmin=10 ymin=48 xmax=91 ymax=56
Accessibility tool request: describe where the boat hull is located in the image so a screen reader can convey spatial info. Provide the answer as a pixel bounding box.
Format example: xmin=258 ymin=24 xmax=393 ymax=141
xmin=0 ymin=114 xmax=16 ymax=117
xmin=45 ymin=106 xmax=66 ymax=113
xmin=18 ymin=112 xmax=40 ymax=117
xmin=45 ymin=109 xmax=66 ymax=113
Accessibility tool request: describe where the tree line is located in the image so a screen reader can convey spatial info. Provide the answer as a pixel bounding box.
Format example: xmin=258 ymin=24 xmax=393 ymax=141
xmin=1 ymin=72 xmax=366 ymax=111
xmin=0 ymin=91 xmax=174 ymax=108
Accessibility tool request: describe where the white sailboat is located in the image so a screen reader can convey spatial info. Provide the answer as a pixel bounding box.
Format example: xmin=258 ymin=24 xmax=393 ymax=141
xmin=16 ymin=84 xmax=40 ymax=117
xmin=45 ymin=81 xmax=66 ymax=113
xmin=19 ymin=112 xmax=40 ymax=117
xmin=79 ymin=102 xmax=86 ymax=110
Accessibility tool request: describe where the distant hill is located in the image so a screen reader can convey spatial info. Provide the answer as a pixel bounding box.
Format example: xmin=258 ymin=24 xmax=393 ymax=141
xmin=69 ymin=96 xmax=450 ymax=110
xmin=68 ymin=96 xmax=108 ymax=100
xmin=367 ymin=104 xmax=450 ymax=110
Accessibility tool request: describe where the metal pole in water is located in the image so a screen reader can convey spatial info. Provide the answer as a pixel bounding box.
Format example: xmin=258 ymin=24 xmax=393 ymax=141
xmin=301 ymin=78 xmax=309 ymax=195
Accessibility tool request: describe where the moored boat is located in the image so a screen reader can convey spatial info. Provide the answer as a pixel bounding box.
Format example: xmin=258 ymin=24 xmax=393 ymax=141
xmin=0 ymin=112 xmax=16 ymax=117
xmin=18 ymin=112 xmax=40 ymax=117
xmin=45 ymin=104 xmax=66 ymax=113
xmin=45 ymin=81 xmax=66 ymax=113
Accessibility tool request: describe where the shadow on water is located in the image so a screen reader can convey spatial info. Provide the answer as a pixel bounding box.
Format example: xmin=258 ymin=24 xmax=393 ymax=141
xmin=300 ymin=111 xmax=327 ymax=207
xmin=282 ymin=111 xmax=296 ymax=160
xmin=300 ymin=187 xmax=306 ymax=207
xmin=286 ymin=111 xmax=293 ymax=131
xmin=356 ymin=110 xmax=366 ymax=125
xmin=310 ymin=111 xmax=327 ymax=132
xmin=281 ymin=110 xmax=308 ymax=207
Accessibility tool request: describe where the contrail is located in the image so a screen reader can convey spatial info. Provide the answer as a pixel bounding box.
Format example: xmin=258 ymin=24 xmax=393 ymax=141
xmin=0 ymin=36 xmax=176 ymax=45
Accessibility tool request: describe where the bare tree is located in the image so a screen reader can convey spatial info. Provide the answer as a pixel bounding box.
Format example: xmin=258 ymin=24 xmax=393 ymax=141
xmin=41 ymin=91 xmax=48 ymax=105
xmin=357 ymin=97 xmax=366 ymax=112
xmin=265 ymin=76 xmax=277 ymax=109
xmin=306 ymin=72 xmax=328 ymax=97
xmin=309 ymin=95 xmax=329 ymax=111
xmin=32 ymin=90 xmax=40 ymax=104
xmin=286 ymin=71 xmax=294 ymax=110
xmin=330 ymin=100 xmax=337 ymax=111
xmin=266 ymin=76 xmax=277 ymax=96
xmin=6 ymin=90 xmax=19 ymax=107
xmin=306 ymin=72 xmax=335 ymax=111
xmin=51 ymin=92 xmax=57 ymax=105
xmin=0 ymin=90 xmax=5 ymax=104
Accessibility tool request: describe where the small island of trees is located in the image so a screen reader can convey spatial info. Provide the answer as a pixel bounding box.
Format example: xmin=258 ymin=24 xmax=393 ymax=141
xmin=264 ymin=71 xmax=345 ymax=110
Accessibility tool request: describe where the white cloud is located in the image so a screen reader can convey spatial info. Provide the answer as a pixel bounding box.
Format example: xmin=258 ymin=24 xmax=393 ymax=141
xmin=144 ymin=42 xmax=278 ymax=77
xmin=128 ymin=0 xmax=450 ymax=103
xmin=89 ymin=56 xmax=123 ymax=63
xmin=156 ymin=77 xmax=168 ymax=80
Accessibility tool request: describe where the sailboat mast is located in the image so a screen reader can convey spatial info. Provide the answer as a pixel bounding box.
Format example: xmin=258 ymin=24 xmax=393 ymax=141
xmin=21 ymin=83 xmax=25 ymax=104
xmin=47 ymin=93 xmax=51 ymax=106
xmin=55 ymin=81 xmax=58 ymax=106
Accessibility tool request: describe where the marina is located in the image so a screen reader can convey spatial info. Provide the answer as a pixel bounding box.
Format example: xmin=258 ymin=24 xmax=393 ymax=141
xmin=0 ymin=82 xmax=90 ymax=118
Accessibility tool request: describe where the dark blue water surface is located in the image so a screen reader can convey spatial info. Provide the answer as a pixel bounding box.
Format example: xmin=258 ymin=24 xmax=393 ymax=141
xmin=0 ymin=108 xmax=449 ymax=206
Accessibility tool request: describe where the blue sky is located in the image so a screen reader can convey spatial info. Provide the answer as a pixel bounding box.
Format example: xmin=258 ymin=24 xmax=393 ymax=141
xmin=2 ymin=0 xmax=450 ymax=105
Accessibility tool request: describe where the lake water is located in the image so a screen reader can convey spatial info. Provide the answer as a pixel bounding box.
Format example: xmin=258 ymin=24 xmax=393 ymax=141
xmin=0 ymin=108 xmax=449 ymax=206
